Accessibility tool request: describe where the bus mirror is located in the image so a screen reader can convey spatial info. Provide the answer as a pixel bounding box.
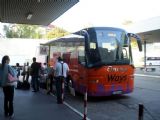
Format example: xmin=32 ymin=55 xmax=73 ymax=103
xmin=127 ymin=33 xmax=142 ymax=52
xmin=137 ymin=37 xmax=142 ymax=51
xmin=81 ymin=30 xmax=90 ymax=41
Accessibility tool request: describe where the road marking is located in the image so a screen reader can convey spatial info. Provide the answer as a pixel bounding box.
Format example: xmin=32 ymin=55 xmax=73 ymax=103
xmin=40 ymin=89 xmax=90 ymax=119
xmin=50 ymin=93 xmax=91 ymax=120
xmin=64 ymin=102 xmax=90 ymax=120
xmin=135 ymin=86 xmax=160 ymax=92
xmin=135 ymin=74 xmax=160 ymax=78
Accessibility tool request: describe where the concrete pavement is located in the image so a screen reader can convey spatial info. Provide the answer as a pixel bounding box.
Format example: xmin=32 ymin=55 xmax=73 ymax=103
xmin=0 ymin=88 xmax=81 ymax=120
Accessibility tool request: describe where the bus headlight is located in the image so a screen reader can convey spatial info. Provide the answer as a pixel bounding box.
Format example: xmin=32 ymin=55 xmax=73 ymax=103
xmin=89 ymin=79 xmax=99 ymax=83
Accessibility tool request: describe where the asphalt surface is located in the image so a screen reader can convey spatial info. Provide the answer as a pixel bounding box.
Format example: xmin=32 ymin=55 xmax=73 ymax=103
xmin=135 ymin=67 xmax=160 ymax=76
xmin=0 ymin=88 xmax=82 ymax=120
xmin=0 ymin=67 xmax=159 ymax=120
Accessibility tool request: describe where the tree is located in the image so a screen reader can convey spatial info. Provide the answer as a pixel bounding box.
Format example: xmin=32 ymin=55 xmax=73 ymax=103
xmin=3 ymin=24 xmax=44 ymax=39
xmin=3 ymin=25 xmax=19 ymax=38
xmin=46 ymin=27 xmax=69 ymax=39
xmin=3 ymin=24 xmax=69 ymax=39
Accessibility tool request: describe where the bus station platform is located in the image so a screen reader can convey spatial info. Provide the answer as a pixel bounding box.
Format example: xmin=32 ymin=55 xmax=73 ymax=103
xmin=0 ymin=88 xmax=81 ymax=120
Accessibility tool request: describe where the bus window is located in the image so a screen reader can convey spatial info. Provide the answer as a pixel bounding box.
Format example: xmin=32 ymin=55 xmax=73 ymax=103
xmin=122 ymin=48 xmax=128 ymax=59
xmin=90 ymin=42 xmax=96 ymax=49
xmin=78 ymin=46 xmax=85 ymax=65
xmin=63 ymin=52 xmax=71 ymax=64
xmin=95 ymin=29 xmax=124 ymax=64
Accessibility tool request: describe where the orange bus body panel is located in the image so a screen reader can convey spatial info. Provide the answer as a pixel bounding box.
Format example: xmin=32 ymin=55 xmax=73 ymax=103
xmin=69 ymin=62 xmax=134 ymax=96
xmin=87 ymin=65 xmax=134 ymax=96
xmin=49 ymin=51 xmax=135 ymax=96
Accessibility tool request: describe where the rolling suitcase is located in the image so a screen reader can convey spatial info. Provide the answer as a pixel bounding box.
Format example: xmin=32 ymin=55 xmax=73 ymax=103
xmin=22 ymin=81 xmax=30 ymax=90
xmin=16 ymin=80 xmax=23 ymax=89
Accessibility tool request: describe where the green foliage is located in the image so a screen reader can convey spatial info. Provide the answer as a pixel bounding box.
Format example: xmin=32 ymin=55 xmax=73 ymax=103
xmin=3 ymin=24 xmax=43 ymax=39
xmin=46 ymin=27 xmax=69 ymax=39
xmin=3 ymin=24 xmax=69 ymax=39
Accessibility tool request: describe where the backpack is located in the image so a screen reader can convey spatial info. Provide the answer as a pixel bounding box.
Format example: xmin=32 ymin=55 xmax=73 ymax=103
xmin=0 ymin=68 xmax=2 ymax=87
xmin=0 ymin=64 xmax=7 ymax=87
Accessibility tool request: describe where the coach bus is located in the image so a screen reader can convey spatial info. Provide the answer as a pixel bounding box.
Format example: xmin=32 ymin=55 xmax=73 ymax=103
xmin=146 ymin=57 xmax=160 ymax=66
xmin=44 ymin=27 xmax=142 ymax=96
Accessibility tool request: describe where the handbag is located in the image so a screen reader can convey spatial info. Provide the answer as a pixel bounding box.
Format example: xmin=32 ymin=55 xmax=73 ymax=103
xmin=21 ymin=71 xmax=26 ymax=76
xmin=8 ymin=73 xmax=18 ymax=83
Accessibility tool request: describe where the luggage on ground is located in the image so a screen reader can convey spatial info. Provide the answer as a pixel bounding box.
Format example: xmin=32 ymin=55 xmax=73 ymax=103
xmin=16 ymin=80 xmax=30 ymax=90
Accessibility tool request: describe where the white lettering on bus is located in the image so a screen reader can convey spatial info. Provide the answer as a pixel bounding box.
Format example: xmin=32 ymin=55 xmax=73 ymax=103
xmin=107 ymin=66 xmax=127 ymax=72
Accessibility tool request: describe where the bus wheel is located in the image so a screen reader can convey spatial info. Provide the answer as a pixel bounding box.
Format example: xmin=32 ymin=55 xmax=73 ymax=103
xmin=68 ymin=80 xmax=75 ymax=96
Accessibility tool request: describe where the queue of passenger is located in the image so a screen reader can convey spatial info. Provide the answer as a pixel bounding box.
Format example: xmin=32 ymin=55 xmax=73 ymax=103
xmin=0 ymin=55 xmax=69 ymax=118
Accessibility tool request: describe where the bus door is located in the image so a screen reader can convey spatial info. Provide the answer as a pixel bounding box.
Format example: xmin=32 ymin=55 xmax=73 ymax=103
xmin=77 ymin=45 xmax=88 ymax=90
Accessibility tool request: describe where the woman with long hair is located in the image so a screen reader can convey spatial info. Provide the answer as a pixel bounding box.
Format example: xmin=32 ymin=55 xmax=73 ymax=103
xmin=0 ymin=55 xmax=17 ymax=118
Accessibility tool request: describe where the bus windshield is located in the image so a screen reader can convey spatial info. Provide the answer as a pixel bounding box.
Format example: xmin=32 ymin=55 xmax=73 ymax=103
xmin=86 ymin=28 xmax=130 ymax=67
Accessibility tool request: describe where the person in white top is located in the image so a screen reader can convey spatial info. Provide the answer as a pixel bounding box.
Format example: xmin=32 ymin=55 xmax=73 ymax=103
xmin=25 ymin=62 xmax=30 ymax=82
xmin=54 ymin=56 xmax=69 ymax=104
xmin=54 ymin=57 xmax=69 ymax=78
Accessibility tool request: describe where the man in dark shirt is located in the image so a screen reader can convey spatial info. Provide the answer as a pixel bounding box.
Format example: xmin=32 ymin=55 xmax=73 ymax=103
xmin=30 ymin=57 xmax=40 ymax=92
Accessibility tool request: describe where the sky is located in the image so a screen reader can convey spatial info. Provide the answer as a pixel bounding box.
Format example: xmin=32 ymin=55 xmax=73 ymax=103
xmin=0 ymin=0 xmax=160 ymax=33
xmin=52 ymin=0 xmax=160 ymax=32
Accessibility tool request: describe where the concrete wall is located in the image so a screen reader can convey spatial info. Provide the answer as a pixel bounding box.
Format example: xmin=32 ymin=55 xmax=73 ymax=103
xmin=0 ymin=38 xmax=49 ymax=66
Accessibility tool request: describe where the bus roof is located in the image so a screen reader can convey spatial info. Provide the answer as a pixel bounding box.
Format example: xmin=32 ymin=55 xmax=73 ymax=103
xmin=42 ymin=27 xmax=127 ymax=46
xmin=42 ymin=34 xmax=84 ymax=46
xmin=84 ymin=27 xmax=126 ymax=32
xmin=74 ymin=27 xmax=127 ymax=36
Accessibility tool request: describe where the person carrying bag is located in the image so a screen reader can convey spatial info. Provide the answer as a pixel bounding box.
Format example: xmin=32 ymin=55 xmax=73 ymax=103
xmin=8 ymin=66 xmax=18 ymax=83
xmin=54 ymin=57 xmax=69 ymax=104
xmin=0 ymin=55 xmax=17 ymax=118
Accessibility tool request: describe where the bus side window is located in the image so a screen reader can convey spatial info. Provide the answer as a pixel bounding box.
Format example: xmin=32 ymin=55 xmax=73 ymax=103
xmin=78 ymin=46 xmax=85 ymax=65
xmin=122 ymin=48 xmax=128 ymax=59
xmin=78 ymin=56 xmax=85 ymax=65
xmin=62 ymin=52 xmax=71 ymax=64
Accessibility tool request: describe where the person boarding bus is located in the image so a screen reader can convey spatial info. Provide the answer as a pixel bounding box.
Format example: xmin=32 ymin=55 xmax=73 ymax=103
xmin=54 ymin=57 xmax=69 ymax=104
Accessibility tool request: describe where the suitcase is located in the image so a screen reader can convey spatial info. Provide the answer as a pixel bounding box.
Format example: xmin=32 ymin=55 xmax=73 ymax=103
xmin=40 ymin=82 xmax=47 ymax=89
xmin=22 ymin=81 xmax=30 ymax=90
xmin=16 ymin=80 xmax=30 ymax=90
xmin=16 ymin=80 xmax=23 ymax=89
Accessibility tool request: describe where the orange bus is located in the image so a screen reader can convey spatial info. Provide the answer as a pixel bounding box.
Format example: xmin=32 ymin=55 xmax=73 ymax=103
xmin=44 ymin=27 xmax=142 ymax=96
